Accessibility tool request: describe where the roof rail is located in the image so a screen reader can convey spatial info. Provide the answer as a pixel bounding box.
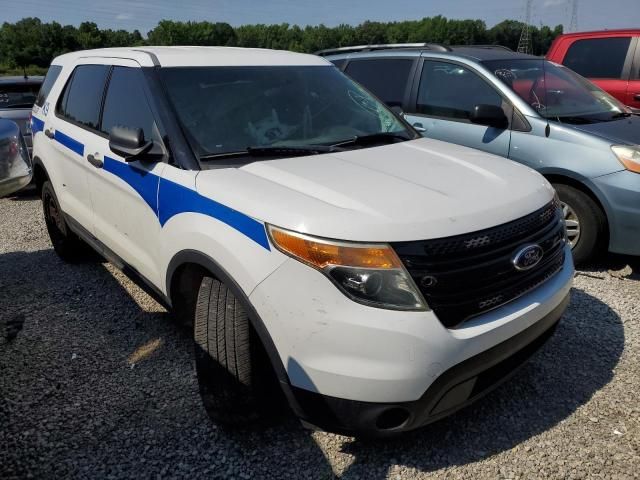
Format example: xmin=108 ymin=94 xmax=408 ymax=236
xmin=451 ymin=44 xmax=513 ymax=51
xmin=315 ymin=43 xmax=452 ymax=56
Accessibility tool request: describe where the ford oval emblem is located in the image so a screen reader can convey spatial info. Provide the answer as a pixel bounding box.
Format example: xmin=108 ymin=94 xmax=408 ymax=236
xmin=512 ymin=244 xmax=544 ymax=271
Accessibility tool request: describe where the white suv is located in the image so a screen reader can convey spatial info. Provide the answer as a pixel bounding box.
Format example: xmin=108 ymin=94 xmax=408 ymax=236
xmin=31 ymin=47 xmax=573 ymax=436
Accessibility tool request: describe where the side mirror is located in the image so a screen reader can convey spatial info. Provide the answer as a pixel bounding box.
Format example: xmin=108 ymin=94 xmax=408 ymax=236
xmin=470 ymin=104 xmax=508 ymax=129
xmin=108 ymin=125 xmax=153 ymax=162
xmin=0 ymin=119 xmax=32 ymax=198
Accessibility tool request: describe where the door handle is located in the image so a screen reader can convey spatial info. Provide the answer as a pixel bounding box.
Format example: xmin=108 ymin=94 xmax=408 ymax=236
xmin=86 ymin=153 xmax=103 ymax=169
xmin=44 ymin=129 xmax=54 ymax=139
xmin=634 ymin=94 xmax=640 ymax=101
xmin=413 ymin=122 xmax=427 ymax=132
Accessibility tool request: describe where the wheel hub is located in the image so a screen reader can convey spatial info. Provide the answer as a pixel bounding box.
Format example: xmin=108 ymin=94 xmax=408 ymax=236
xmin=47 ymin=195 xmax=64 ymax=232
xmin=561 ymin=201 xmax=581 ymax=248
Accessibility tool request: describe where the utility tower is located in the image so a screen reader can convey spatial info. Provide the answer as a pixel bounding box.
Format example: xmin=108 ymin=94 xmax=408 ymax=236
xmin=569 ymin=0 xmax=579 ymax=32
xmin=517 ymin=0 xmax=533 ymax=54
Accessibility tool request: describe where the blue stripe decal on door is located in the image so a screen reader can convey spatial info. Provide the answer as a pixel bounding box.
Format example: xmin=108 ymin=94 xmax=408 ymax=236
xmin=31 ymin=116 xmax=45 ymax=134
xmin=54 ymin=130 xmax=84 ymax=156
xmin=98 ymin=153 xmax=270 ymax=250
xmin=49 ymin=133 xmax=269 ymax=250
xmin=103 ymin=156 xmax=160 ymax=214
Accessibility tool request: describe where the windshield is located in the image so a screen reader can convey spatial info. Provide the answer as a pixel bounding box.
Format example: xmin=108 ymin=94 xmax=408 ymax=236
xmin=0 ymin=83 xmax=40 ymax=109
xmin=160 ymin=66 xmax=411 ymax=158
xmin=483 ymin=59 xmax=628 ymax=124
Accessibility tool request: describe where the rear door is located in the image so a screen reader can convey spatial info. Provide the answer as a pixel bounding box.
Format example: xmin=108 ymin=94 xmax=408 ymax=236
xmin=404 ymin=58 xmax=511 ymax=158
xmin=48 ymin=64 xmax=110 ymax=233
xmin=560 ymin=36 xmax=635 ymax=106
xmin=86 ymin=61 xmax=166 ymax=286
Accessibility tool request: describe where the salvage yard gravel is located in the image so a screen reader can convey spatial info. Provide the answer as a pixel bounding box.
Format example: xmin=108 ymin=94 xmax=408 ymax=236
xmin=1 ymin=192 xmax=638 ymax=479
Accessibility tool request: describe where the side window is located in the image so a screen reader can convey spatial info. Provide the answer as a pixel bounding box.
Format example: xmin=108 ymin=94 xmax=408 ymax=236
xmin=417 ymin=61 xmax=503 ymax=121
xmin=100 ymin=67 xmax=157 ymax=142
xmin=344 ymin=59 xmax=413 ymax=107
xmin=563 ymin=37 xmax=631 ymax=79
xmin=35 ymin=65 xmax=62 ymax=107
xmin=57 ymin=65 xmax=110 ymax=131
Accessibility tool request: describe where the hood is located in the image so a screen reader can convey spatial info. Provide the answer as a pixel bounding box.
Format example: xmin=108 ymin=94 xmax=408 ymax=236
xmin=196 ymin=137 xmax=554 ymax=242
xmin=568 ymin=115 xmax=640 ymax=145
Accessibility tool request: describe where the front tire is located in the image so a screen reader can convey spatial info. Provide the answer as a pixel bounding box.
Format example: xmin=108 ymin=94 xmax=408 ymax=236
xmin=194 ymin=276 xmax=278 ymax=426
xmin=41 ymin=181 xmax=89 ymax=262
xmin=553 ymin=183 xmax=607 ymax=265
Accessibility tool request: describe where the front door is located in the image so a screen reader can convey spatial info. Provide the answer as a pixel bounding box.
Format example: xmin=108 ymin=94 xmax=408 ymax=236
xmin=404 ymin=59 xmax=511 ymax=158
xmin=86 ymin=61 xmax=166 ymax=286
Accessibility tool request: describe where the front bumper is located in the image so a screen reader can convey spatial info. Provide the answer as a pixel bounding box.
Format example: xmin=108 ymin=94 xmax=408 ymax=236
xmin=593 ymin=169 xmax=640 ymax=256
xmin=294 ymin=293 xmax=568 ymax=436
xmin=251 ymin=245 xmax=573 ymax=428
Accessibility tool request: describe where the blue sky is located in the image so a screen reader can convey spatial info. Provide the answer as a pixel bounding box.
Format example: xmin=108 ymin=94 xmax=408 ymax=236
xmin=7 ymin=0 xmax=640 ymax=34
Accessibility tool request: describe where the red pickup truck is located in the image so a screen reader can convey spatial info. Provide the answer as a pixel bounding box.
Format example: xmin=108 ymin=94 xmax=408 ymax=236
xmin=547 ymin=29 xmax=640 ymax=112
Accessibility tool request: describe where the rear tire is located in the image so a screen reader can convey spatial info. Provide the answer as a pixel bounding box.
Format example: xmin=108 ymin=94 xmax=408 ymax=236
xmin=194 ymin=276 xmax=278 ymax=426
xmin=553 ymin=183 xmax=607 ymax=265
xmin=41 ymin=180 xmax=89 ymax=263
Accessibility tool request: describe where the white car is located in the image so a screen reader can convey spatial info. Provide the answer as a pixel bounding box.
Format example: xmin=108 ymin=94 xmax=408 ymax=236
xmin=31 ymin=47 xmax=573 ymax=436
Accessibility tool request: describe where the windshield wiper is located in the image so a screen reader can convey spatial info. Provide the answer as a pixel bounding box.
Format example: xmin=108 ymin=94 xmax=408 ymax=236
xmin=330 ymin=131 xmax=413 ymax=148
xmin=554 ymin=116 xmax=604 ymax=125
xmin=611 ymin=111 xmax=632 ymax=120
xmin=200 ymin=144 xmax=344 ymax=161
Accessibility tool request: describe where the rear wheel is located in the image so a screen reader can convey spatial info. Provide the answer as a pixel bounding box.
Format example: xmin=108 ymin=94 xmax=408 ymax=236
xmin=41 ymin=181 xmax=88 ymax=262
xmin=553 ymin=183 xmax=607 ymax=265
xmin=194 ymin=275 xmax=280 ymax=426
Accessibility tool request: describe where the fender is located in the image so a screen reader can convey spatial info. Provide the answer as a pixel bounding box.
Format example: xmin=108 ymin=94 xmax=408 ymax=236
xmin=165 ymin=249 xmax=305 ymax=417
xmin=540 ymin=167 xmax=614 ymax=221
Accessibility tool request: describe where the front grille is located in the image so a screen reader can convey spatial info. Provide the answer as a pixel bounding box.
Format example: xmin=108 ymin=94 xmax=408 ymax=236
xmin=392 ymin=200 xmax=566 ymax=328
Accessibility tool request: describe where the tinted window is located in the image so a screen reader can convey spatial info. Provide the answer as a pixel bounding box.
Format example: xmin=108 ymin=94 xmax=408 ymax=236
xmin=35 ymin=65 xmax=62 ymax=107
xmin=101 ymin=67 xmax=156 ymax=141
xmin=57 ymin=65 xmax=109 ymax=130
xmin=563 ymin=37 xmax=631 ymax=79
xmin=417 ymin=61 xmax=503 ymax=120
xmin=344 ymin=59 xmax=413 ymax=107
xmin=0 ymin=83 xmax=40 ymax=109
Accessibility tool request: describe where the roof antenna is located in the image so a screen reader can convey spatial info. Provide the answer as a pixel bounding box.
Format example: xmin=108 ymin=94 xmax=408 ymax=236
xmin=542 ymin=56 xmax=550 ymax=137
xmin=23 ymin=65 xmax=28 ymax=80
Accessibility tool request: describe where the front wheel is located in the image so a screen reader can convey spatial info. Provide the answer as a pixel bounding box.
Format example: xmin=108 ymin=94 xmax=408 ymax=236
xmin=553 ymin=183 xmax=607 ymax=265
xmin=194 ymin=276 xmax=280 ymax=426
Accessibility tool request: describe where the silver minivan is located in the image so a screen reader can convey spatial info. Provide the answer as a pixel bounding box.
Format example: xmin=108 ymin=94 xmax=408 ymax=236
xmin=324 ymin=44 xmax=640 ymax=264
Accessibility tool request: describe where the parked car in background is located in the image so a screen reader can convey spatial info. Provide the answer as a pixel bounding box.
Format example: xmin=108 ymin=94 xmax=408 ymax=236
xmin=547 ymin=30 xmax=640 ymax=113
xmin=0 ymin=118 xmax=32 ymax=197
xmin=30 ymin=46 xmax=572 ymax=436
xmin=0 ymin=75 xmax=44 ymax=155
xmin=323 ymin=44 xmax=640 ymax=264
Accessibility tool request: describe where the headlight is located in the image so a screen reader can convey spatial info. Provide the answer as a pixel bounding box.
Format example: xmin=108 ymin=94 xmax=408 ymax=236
xmin=267 ymin=225 xmax=427 ymax=311
xmin=611 ymin=145 xmax=640 ymax=174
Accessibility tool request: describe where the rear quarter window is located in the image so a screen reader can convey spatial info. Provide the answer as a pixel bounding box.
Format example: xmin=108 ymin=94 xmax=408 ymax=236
xmin=563 ymin=37 xmax=632 ymax=79
xmin=344 ymin=58 xmax=414 ymax=107
xmin=35 ymin=65 xmax=62 ymax=108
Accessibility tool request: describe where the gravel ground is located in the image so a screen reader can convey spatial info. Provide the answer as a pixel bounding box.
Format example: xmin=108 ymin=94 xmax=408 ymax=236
xmin=1 ymin=191 xmax=638 ymax=479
